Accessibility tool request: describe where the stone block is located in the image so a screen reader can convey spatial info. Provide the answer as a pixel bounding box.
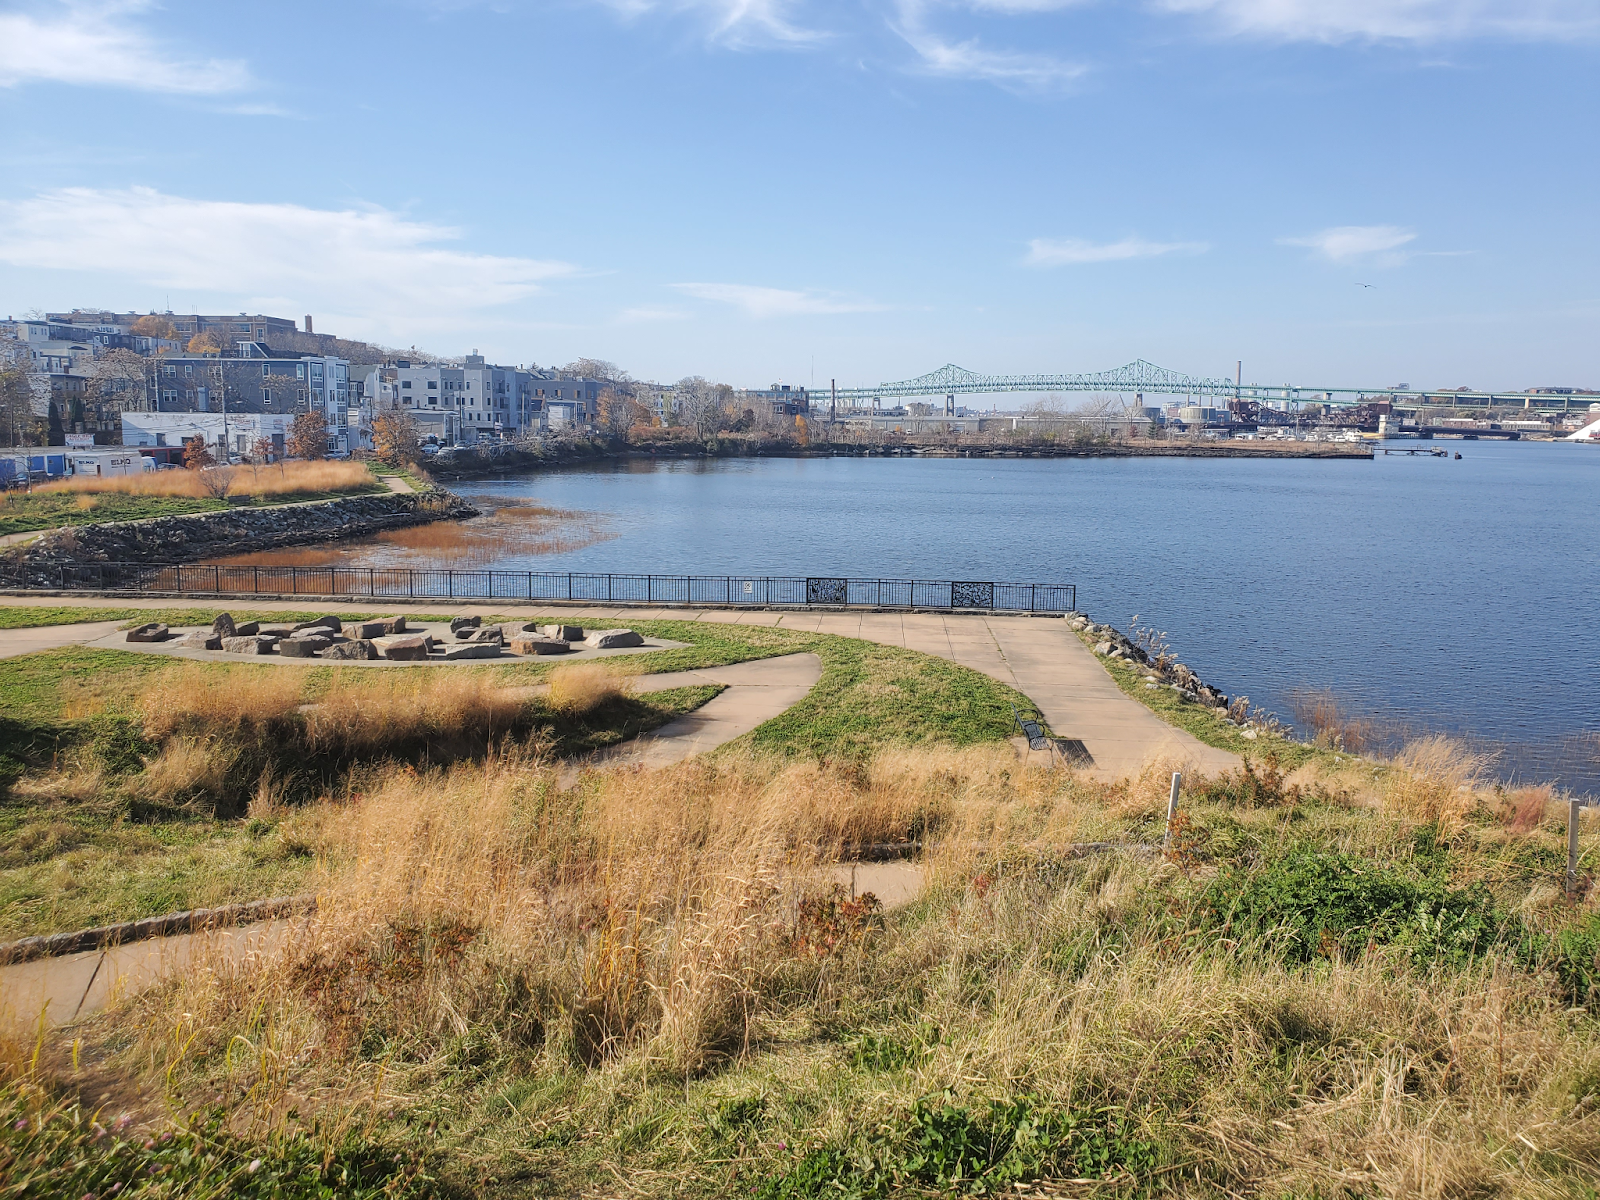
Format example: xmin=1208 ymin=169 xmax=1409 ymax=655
xmin=442 ymin=641 xmax=502 ymax=660
xmin=499 ymin=621 xmax=539 ymax=637
xmin=378 ymin=616 xmax=407 ymax=634
xmin=172 ymin=631 xmax=221 ymax=650
xmin=290 ymin=626 xmax=335 ymax=640
xmin=584 ymin=628 xmax=643 ymax=649
xmin=542 ymin=624 xmax=585 ymax=642
xmin=211 ymin=613 xmax=236 ymax=638
xmin=293 ymin=615 xmax=342 ymax=634
xmin=465 ymin=627 xmax=504 ymax=644
xmin=278 ymin=636 xmax=329 ymax=658
xmin=375 ymin=635 xmax=431 ymax=661
xmin=125 ymin=622 xmax=169 ymax=643
xmin=222 ymin=635 xmax=275 ymax=655
xmin=257 ymin=625 xmax=295 ymax=638
xmin=322 ymin=639 xmax=380 ymax=661
xmin=509 ymin=635 xmax=571 ymax=656
xmin=449 ymin=616 xmax=481 ymax=636
xmin=352 ymin=621 xmax=389 ymax=640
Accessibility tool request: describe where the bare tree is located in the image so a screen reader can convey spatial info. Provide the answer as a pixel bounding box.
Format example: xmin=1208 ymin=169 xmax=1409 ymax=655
xmin=598 ymin=387 xmax=650 ymax=440
xmin=564 ymin=358 xmax=630 ymax=384
xmin=88 ymin=349 xmax=153 ymax=426
xmin=673 ymin=376 xmax=725 ymax=439
xmin=0 ymin=363 xmax=37 ymax=447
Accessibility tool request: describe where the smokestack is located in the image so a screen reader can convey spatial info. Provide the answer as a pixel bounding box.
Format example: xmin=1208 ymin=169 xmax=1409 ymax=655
xmin=304 ymin=315 xmax=314 ymax=335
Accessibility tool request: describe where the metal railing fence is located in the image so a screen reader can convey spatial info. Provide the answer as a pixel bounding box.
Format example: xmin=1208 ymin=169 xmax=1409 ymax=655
xmin=1 ymin=562 xmax=1076 ymax=613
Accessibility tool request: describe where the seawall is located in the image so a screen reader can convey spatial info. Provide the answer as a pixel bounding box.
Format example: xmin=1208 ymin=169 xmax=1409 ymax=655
xmin=0 ymin=491 xmax=478 ymax=585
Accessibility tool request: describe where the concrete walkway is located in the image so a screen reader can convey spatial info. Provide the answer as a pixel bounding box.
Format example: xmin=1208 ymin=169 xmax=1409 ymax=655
xmin=0 ymin=598 xmax=1238 ymax=777
xmin=598 ymin=652 xmax=822 ymax=767
xmin=0 ymin=620 xmax=127 ymax=659
xmin=0 ymin=920 xmax=296 ymax=1036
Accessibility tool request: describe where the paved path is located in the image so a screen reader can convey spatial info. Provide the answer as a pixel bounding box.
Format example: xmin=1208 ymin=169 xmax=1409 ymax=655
xmin=0 ymin=598 xmax=1237 ymax=777
xmin=0 ymin=920 xmax=296 ymax=1036
xmin=382 ymin=475 xmax=415 ymax=494
xmin=0 ymin=620 xmax=127 ymax=659
xmin=598 ymin=652 xmax=822 ymax=767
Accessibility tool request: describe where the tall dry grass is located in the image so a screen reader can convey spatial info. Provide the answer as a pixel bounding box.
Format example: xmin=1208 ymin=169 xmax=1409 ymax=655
xmin=28 ymin=740 xmax=1600 ymax=1195
xmin=36 ymin=460 xmax=376 ymax=500
xmin=543 ymin=662 xmax=633 ymax=717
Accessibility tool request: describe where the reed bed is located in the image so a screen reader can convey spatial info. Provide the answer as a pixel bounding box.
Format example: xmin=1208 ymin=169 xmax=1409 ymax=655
xmin=22 ymin=738 xmax=1589 ymax=1197
xmin=33 ymin=460 xmax=376 ymax=500
xmin=209 ymin=502 xmax=615 ymax=569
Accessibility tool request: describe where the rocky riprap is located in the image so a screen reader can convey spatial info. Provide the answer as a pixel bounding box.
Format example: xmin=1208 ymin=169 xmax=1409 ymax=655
xmin=0 ymin=491 xmax=477 ymax=586
xmin=1067 ymin=612 xmax=1264 ymax=735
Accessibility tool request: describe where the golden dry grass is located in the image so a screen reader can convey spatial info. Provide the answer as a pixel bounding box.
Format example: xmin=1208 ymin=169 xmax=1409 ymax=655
xmin=543 ymin=661 xmax=633 ymax=717
xmin=35 ymin=739 xmax=1587 ymax=1199
xmin=35 ymin=460 xmax=376 ymax=500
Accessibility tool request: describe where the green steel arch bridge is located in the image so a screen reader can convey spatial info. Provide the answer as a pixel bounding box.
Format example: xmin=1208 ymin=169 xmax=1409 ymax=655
xmin=821 ymin=361 xmax=1586 ymax=412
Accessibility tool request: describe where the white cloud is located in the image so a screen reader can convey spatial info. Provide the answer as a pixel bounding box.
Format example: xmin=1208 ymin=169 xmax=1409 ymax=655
xmin=892 ymin=0 xmax=1087 ymax=88
xmin=671 ymin=282 xmax=884 ymax=318
xmin=0 ymin=3 xmax=250 ymax=93
xmin=595 ymin=0 xmax=824 ymax=46
xmin=1279 ymin=224 xmax=1417 ymax=262
xmin=1156 ymin=0 xmax=1600 ymax=43
xmin=1025 ymin=235 xmax=1209 ymax=265
xmin=0 ymin=188 xmax=577 ymax=334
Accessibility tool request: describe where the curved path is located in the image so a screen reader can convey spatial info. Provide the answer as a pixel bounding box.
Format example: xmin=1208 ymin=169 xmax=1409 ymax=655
xmin=0 ymin=601 xmax=1237 ymax=777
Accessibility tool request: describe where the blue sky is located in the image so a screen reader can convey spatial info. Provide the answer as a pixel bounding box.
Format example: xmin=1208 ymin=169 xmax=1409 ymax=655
xmin=0 ymin=0 xmax=1595 ymax=390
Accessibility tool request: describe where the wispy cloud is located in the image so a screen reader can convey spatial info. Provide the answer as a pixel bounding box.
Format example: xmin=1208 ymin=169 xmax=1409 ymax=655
xmin=595 ymin=0 xmax=824 ymax=47
xmin=1279 ymin=224 xmax=1417 ymax=263
xmin=671 ymin=282 xmax=884 ymax=317
xmin=1025 ymin=235 xmax=1209 ymax=266
xmin=892 ymin=0 xmax=1087 ymax=89
xmin=0 ymin=2 xmax=250 ymax=93
xmin=0 ymin=188 xmax=577 ymax=334
xmin=1156 ymin=0 xmax=1600 ymax=43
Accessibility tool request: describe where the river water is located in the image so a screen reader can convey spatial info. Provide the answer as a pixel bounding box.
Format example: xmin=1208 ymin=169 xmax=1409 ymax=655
xmin=247 ymin=442 xmax=1600 ymax=793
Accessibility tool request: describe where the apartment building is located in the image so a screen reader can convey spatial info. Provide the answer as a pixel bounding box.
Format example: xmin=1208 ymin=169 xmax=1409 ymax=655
xmin=362 ymin=353 xmax=569 ymax=445
xmin=149 ymin=342 xmax=352 ymax=453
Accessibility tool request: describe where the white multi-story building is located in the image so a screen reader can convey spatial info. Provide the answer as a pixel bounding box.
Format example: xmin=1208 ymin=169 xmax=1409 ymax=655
xmin=361 ymin=353 xmax=599 ymax=446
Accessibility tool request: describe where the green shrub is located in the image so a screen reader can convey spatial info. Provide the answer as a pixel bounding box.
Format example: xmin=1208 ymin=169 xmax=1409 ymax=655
xmin=754 ymin=1094 xmax=1156 ymax=1197
xmin=1203 ymin=846 xmax=1510 ymax=966
xmin=0 ymin=1083 xmax=446 ymax=1199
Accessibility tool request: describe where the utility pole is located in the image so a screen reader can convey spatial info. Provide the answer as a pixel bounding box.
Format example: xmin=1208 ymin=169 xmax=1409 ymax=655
xmin=830 ymin=378 xmax=836 ymax=426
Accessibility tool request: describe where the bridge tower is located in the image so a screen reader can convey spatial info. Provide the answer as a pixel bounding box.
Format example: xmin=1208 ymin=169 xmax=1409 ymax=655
xmin=945 ymin=393 xmax=955 ymax=416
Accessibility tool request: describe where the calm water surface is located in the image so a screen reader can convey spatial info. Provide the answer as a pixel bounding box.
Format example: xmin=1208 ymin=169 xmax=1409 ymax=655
xmin=352 ymin=444 xmax=1600 ymax=790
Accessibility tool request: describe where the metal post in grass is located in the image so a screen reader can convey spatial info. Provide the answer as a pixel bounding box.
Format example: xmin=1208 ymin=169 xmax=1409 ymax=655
xmin=1569 ymin=799 xmax=1583 ymax=899
xmin=1164 ymin=772 xmax=1182 ymax=851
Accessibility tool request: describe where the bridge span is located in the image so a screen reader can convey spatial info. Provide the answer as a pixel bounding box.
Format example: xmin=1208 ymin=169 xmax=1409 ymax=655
xmin=820 ymin=361 xmax=1591 ymax=413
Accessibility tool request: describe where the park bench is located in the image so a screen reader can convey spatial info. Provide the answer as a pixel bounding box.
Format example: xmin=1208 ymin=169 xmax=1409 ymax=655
xmin=1011 ymin=704 xmax=1094 ymax=767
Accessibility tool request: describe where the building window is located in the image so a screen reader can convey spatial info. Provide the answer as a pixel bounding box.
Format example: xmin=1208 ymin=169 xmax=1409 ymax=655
xmin=262 ymin=389 xmax=271 ymax=403
xmin=402 ymin=380 xmax=411 ymax=389
xmin=428 ymin=382 xmax=437 ymax=390
xmin=262 ymin=364 xmax=270 ymax=376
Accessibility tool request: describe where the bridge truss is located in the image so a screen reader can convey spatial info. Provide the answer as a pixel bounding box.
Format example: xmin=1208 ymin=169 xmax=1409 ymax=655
xmin=822 ymin=360 xmax=1582 ymax=411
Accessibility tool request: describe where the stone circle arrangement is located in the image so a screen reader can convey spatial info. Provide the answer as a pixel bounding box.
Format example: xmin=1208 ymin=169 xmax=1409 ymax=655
xmin=123 ymin=613 xmax=645 ymax=663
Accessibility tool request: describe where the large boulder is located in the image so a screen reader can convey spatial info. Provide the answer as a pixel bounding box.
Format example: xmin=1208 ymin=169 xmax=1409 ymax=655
xmin=233 ymin=620 xmax=261 ymax=637
xmin=257 ymin=625 xmax=295 ymax=638
xmin=222 ymin=635 xmax=275 ymax=655
xmin=323 ymin=639 xmax=380 ymax=661
xmin=499 ymin=621 xmax=539 ymax=637
xmin=125 ymin=622 xmax=169 ymax=643
xmin=449 ymin=616 xmax=481 ymax=638
xmin=278 ymin=636 xmax=329 ymax=658
xmin=509 ymin=634 xmax=571 ymax=656
xmin=442 ymin=641 xmax=501 ymax=660
xmin=351 ymin=620 xmax=390 ymax=640
xmin=293 ymin=615 xmax=342 ymax=634
xmin=377 ymin=616 xmax=407 ymax=635
xmin=172 ymin=630 xmax=222 ymax=650
xmin=211 ymin=613 xmax=236 ymax=638
xmin=375 ymin=635 xmax=431 ymax=661
xmin=584 ymin=628 xmax=643 ymax=649
xmin=542 ymin=624 xmax=585 ymax=642
xmin=463 ymin=627 xmax=504 ymax=645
